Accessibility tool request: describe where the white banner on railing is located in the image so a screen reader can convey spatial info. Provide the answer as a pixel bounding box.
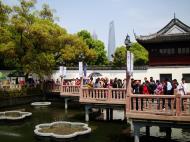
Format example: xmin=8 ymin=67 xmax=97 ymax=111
xmin=63 ymin=67 xmax=67 ymax=77
xmin=59 ymin=66 xmax=64 ymax=77
xmin=127 ymin=51 xmax=131 ymax=73
xmin=130 ymin=53 xmax=134 ymax=75
xmin=126 ymin=51 xmax=134 ymax=75
xmin=79 ymin=62 xmax=83 ymax=77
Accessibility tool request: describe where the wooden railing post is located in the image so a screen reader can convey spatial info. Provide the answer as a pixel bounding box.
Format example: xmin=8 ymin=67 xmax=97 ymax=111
xmin=126 ymin=94 xmax=131 ymax=112
xmin=80 ymin=77 xmax=83 ymax=99
xmin=61 ymin=84 xmax=63 ymax=93
xmin=108 ymin=87 xmax=111 ymax=101
xmin=60 ymin=77 xmax=63 ymax=93
xmin=176 ymin=93 xmax=181 ymax=116
xmin=126 ymin=72 xmax=131 ymax=112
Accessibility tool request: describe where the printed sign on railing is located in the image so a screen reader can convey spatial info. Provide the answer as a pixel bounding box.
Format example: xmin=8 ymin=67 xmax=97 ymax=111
xmin=127 ymin=51 xmax=134 ymax=76
xmin=79 ymin=62 xmax=83 ymax=77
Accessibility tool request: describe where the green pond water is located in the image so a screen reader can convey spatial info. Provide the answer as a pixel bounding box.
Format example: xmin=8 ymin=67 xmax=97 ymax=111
xmin=0 ymin=102 xmax=190 ymax=142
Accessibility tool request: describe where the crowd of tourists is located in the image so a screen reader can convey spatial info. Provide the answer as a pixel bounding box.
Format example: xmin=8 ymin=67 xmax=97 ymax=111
xmin=51 ymin=76 xmax=188 ymax=96
xmin=1 ymin=74 xmax=188 ymax=97
xmin=131 ymin=77 xmax=188 ymax=96
xmin=82 ymin=76 xmax=188 ymax=96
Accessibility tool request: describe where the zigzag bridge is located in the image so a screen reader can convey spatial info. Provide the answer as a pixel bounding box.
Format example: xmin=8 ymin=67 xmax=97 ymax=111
xmin=51 ymin=84 xmax=190 ymax=142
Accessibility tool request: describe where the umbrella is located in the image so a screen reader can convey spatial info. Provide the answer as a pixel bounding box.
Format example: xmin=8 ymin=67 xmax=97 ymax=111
xmin=88 ymin=72 xmax=102 ymax=78
xmin=0 ymin=72 xmax=6 ymax=80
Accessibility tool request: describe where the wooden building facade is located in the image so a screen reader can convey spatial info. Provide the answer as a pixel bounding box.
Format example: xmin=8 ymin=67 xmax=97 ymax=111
xmin=135 ymin=18 xmax=190 ymax=66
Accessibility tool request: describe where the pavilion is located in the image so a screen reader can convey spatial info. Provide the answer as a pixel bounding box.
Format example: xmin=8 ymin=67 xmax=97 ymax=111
xmin=135 ymin=17 xmax=190 ymax=82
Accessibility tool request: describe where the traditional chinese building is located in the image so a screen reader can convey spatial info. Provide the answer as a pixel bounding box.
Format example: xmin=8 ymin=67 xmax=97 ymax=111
xmin=135 ymin=17 xmax=190 ymax=66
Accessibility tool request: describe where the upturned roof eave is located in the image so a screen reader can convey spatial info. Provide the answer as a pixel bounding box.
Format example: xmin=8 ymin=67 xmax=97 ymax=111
xmin=136 ymin=33 xmax=190 ymax=43
xmin=135 ymin=18 xmax=190 ymax=42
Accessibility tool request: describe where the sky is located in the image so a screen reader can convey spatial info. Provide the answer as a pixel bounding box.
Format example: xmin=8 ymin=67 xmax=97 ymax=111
xmin=3 ymin=0 xmax=190 ymax=50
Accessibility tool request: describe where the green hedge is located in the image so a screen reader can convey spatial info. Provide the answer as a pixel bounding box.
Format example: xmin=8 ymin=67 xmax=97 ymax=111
xmin=0 ymin=86 xmax=43 ymax=98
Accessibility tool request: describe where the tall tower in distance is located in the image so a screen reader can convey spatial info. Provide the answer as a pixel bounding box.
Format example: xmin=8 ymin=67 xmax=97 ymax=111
xmin=92 ymin=31 xmax=98 ymax=40
xmin=108 ymin=21 xmax=116 ymax=61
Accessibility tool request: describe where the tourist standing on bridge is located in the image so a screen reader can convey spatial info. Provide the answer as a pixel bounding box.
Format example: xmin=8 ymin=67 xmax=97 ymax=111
xmin=122 ymin=79 xmax=126 ymax=88
xmin=177 ymin=78 xmax=187 ymax=96
xmin=165 ymin=78 xmax=173 ymax=95
xmin=154 ymin=80 xmax=163 ymax=95
xmin=103 ymin=77 xmax=109 ymax=88
xmin=177 ymin=78 xmax=188 ymax=111
xmin=149 ymin=77 xmax=156 ymax=94
xmin=112 ymin=78 xmax=118 ymax=88
xmin=94 ymin=78 xmax=101 ymax=88
xmin=142 ymin=82 xmax=149 ymax=95
xmin=133 ymin=80 xmax=141 ymax=110
xmin=133 ymin=80 xmax=141 ymax=94
xmin=164 ymin=78 xmax=173 ymax=109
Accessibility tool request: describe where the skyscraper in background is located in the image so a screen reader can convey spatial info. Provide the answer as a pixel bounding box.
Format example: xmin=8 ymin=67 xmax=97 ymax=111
xmin=108 ymin=21 xmax=116 ymax=61
xmin=92 ymin=31 xmax=98 ymax=40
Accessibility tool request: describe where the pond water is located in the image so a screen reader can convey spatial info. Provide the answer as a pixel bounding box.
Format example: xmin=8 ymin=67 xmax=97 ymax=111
xmin=0 ymin=102 xmax=190 ymax=142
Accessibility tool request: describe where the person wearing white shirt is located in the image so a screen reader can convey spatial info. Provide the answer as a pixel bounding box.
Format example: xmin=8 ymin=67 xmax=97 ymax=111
xmin=164 ymin=78 xmax=173 ymax=109
xmin=177 ymin=78 xmax=187 ymax=96
xmin=177 ymin=78 xmax=188 ymax=111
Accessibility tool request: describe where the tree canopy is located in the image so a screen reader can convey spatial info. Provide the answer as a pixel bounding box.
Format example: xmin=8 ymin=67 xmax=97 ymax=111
xmin=77 ymin=30 xmax=109 ymax=65
xmin=0 ymin=0 xmax=98 ymax=78
xmin=112 ymin=46 xmax=126 ymax=67
xmin=130 ymin=42 xmax=148 ymax=66
xmin=0 ymin=0 xmax=148 ymax=79
xmin=113 ymin=43 xmax=148 ymax=67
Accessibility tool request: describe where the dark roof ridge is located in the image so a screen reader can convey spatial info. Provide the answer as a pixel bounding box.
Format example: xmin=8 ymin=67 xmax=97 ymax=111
xmin=135 ymin=18 xmax=190 ymax=41
xmin=157 ymin=18 xmax=190 ymax=35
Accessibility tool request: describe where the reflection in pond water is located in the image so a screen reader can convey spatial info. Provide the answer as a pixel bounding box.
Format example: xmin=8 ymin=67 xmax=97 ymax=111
xmin=0 ymin=102 xmax=189 ymax=142
xmin=0 ymin=131 xmax=21 ymax=137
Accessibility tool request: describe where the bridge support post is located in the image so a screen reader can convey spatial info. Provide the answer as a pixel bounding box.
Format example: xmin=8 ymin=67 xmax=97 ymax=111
xmin=124 ymin=106 xmax=127 ymax=121
xmin=106 ymin=108 xmax=110 ymax=120
xmin=110 ymin=108 xmax=113 ymax=121
xmin=85 ymin=105 xmax=91 ymax=122
xmin=146 ymin=126 xmax=150 ymax=136
xmin=134 ymin=123 xmax=140 ymax=142
xmin=65 ymin=98 xmax=69 ymax=110
xmin=166 ymin=127 xmax=171 ymax=139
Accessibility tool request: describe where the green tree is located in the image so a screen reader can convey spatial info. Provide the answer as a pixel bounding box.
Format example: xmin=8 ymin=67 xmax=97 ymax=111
xmin=77 ymin=30 xmax=91 ymax=40
xmin=91 ymin=40 xmax=109 ymax=65
xmin=22 ymin=49 xmax=55 ymax=78
xmin=130 ymin=42 xmax=148 ymax=65
xmin=0 ymin=27 xmax=18 ymax=68
xmin=0 ymin=1 xmax=17 ymax=68
xmin=113 ymin=43 xmax=148 ymax=67
xmin=0 ymin=0 xmax=102 ymax=78
xmin=77 ymin=30 xmax=108 ymax=65
xmin=0 ymin=0 xmax=60 ymax=77
xmin=38 ymin=3 xmax=55 ymax=22
xmin=11 ymin=0 xmax=36 ymax=58
xmin=0 ymin=0 xmax=12 ymax=26
xmin=112 ymin=46 xmax=126 ymax=67
xmin=57 ymin=34 xmax=96 ymax=66
xmin=22 ymin=19 xmax=66 ymax=77
xmin=27 ymin=19 xmax=96 ymax=68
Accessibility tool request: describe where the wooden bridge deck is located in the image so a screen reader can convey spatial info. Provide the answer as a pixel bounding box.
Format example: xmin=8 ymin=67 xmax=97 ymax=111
xmin=126 ymin=112 xmax=190 ymax=122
